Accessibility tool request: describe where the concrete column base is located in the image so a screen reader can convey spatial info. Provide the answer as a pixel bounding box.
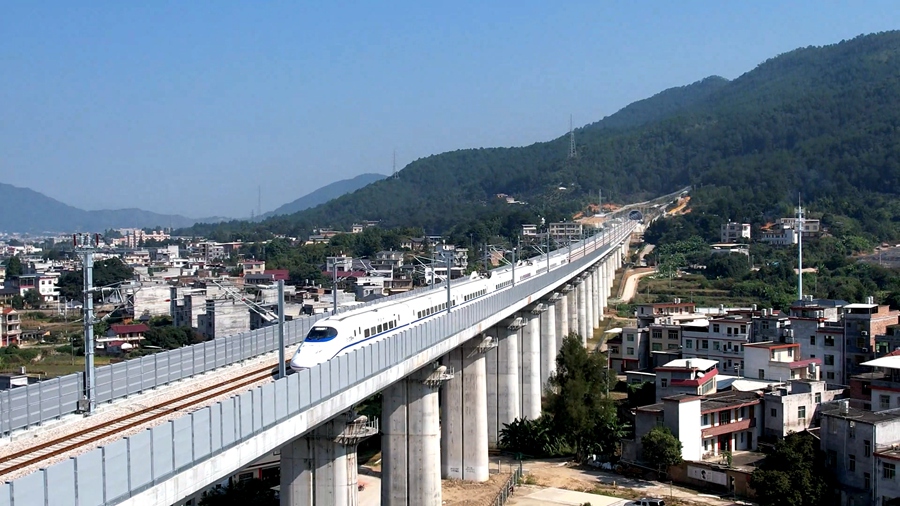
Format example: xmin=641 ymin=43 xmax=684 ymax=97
xmin=280 ymin=413 xmax=377 ymax=506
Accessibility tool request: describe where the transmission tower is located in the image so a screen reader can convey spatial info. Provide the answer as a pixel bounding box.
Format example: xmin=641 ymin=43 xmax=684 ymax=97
xmin=392 ymin=149 xmax=399 ymax=179
xmin=568 ymin=115 xmax=577 ymax=159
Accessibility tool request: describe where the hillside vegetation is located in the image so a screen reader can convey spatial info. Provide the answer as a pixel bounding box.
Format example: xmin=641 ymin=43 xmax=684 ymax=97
xmin=184 ymin=32 xmax=900 ymax=246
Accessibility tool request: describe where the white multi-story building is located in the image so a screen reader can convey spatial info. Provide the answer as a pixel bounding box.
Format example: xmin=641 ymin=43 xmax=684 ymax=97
xmin=762 ymin=380 xmax=846 ymax=438
xmin=720 ymin=222 xmax=750 ymax=243
xmin=635 ymin=390 xmax=762 ymax=462
xmin=682 ymin=314 xmax=751 ymax=375
xmin=744 ymin=341 xmax=820 ymax=382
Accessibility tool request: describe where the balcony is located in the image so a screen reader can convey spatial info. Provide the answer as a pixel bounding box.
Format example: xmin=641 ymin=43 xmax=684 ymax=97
xmin=701 ymin=417 xmax=756 ymax=438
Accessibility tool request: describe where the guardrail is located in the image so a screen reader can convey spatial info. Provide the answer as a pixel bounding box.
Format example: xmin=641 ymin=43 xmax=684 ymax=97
xmin=0 ymin=222 xmax=634 ymax=506
xmin=491 ymin=463 xmax=524 ymax=506
xmin=0 ymin=223 xmax=633 ymax=439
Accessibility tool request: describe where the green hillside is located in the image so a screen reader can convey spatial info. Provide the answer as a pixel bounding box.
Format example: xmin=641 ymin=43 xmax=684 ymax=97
xmin=185 ymin=31 xmax=900 ymax=244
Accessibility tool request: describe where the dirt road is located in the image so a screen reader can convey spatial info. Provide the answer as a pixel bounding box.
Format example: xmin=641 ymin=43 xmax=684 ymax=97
xmin=518 ymin=459 xmax=745 ymax=506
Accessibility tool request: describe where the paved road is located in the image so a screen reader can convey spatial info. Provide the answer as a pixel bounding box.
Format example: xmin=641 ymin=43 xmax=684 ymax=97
xmin=619 ymin=268 xmax=656 ymax=303
xmin=358 ymin=470 xmax=381 ymax=506
xmin=508 ymin=486 xmax=628 ymax=505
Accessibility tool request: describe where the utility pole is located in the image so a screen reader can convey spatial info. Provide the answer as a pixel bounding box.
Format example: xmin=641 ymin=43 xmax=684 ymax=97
xmin=74 ymin=233 xmax=99 ymax=414
xmin=331 ymin=256 xmax=339 ymax=314
xmin=446 ymin=253 xmax=452 ymax=312
xmin=797 ymin=195 xmax=804 ymax=301
xmin=277 ymin=280 xmax=286 ymax=379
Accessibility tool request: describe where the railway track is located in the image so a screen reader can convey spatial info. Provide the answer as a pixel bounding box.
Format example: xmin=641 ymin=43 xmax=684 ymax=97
xmin=0 ymin=363 xmax=281 ymax=478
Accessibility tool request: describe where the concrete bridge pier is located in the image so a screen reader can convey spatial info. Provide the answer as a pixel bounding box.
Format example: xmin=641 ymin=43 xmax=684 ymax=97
xmin=522 ymin=306 xmax=543 ymax=420
xmin=280 ymin=413 xmax=378 ymax=506
xmin=557 ymin=284 xmax=570 ymax=347
xmin=441 ymin=336 xmax=492 ymax=481
xmin=540 ymin=294 xmax=558 ymax=389
xmin=560 ymin=278 xmax=579 ymax=342
xmin=495 ymin=319 xmax=523 ymax=441
xmin=584 ymin=270 xmax=594 ymax=337
xmin=381 ymin=366 xmax=451 ymax=506
xmin=595 ymin=266 xmax=604 ymax=323
xmin=576 ymin=278 xmax=588 ymax=345
xmin=599 ymin=262 xmax=608 ymax=321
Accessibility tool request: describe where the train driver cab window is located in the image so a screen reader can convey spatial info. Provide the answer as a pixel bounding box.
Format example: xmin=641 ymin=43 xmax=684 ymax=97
xmin=306 ymin=327 xmax=339 ymax=342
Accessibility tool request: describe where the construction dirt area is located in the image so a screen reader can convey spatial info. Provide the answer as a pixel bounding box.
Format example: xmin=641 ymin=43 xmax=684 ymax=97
xmin=351 ymin=457 xmax=750 ymax=506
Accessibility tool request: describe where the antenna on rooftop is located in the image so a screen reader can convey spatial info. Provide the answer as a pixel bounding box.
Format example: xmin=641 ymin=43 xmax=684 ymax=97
xmin=392 ymin=149 xmax=399 ymax=179
xmin=568 ymin=115 xmax=577 ymax=159
xmin=257 ymin=185 xmax=262 ymax=218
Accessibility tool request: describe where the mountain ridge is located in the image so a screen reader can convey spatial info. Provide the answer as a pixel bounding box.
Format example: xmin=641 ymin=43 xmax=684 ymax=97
xmin=260 ymin=173 xmax=387 ymax=220
xmin=174 ymin=31 xmax=900 ymax=245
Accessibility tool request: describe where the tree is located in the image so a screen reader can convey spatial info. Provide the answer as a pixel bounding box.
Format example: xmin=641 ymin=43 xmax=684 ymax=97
xmin=198 ymin=478 xmax=278 ymax=506
xmin=5 ymin=256 xmax=22 ymax=277
xmin=750 ymin=431 xmax=831 ymax=506
xmin=10 ymin=295 xmax=24 ymax=310
xmin=23 ymin=289 xmax=42 ymax=309
xmin=641 ymin=426 xmax=683 ymax=477
xmin=544 ymin=333 xmax=623 ymax=461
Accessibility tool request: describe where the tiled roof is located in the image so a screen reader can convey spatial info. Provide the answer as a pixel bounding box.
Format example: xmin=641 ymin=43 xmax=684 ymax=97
xmin=110 ymin=324 xmax=149 ymax=335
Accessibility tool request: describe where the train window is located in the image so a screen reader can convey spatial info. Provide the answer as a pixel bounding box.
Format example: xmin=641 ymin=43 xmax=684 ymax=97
xmin=378 ymin=324 xmax=383 ymax=333
xmin=364 ymin=329 xmax=370 ymax=338
xmin=417 ymin=311 xmax=422 ymax=318
xmin=306 ymin=327 xmax=338 ymax=342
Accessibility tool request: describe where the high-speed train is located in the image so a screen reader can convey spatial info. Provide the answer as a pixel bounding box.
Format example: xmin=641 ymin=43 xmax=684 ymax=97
xmin=288 ymin=233 xmax=609 ymax=371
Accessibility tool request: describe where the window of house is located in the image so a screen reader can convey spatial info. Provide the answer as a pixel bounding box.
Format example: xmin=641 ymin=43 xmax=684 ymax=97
xmin=740 ymin=325 xmax=746 ymax=334
xmin=762 ymin=321 xmax=770 ymax=330
xmin=815 ymin=393 xmax=822 ymax=403
xmin=685 ymin=340 xmax=693 ymax=349
xmin=652 ymin=329 xmax=662 ymax=339
xmin=627 ymin=347 xmax=634 ymax=355
xmin=713 ymin=341 xmax=721 ymax=351
xmin=827 ymin=450 xmax=837 ymax=466
xmin=825 ymin=336 xmax=835 ymax=346
xmin=882 ymin=395 xmax=891 ymax=410
xmin=825 ymin=355 xmax=835 ymax=366
xmin=713 ymin=324 xmax=720 ymax=333
xmin=798 ymin=406 xmax=806 ymax=420
xmin=701 ymin=340 xmax=709 ymax=349
xmin=885 ymin=463 xmax=896 ymax=480
xmin=759 ymin=369 xmax=765 ymax=379
xmin=827 ymin=371 xmax=835 ymax=380
xmin=668 ymin=344 xmax=679 ymax=350
xmin=849 ymin=454 xmax=856 ymax=472
xmin=865 ymin=472 xmax=871 ymax=490
xmin=810 ymin=336 xmax=816 ymax=345
xmin=627 ymin=334 xmax=635 ymax=342
xmin=702 ymin=414 xmax=709 ymax=425
xmin=661 ymin=378 xmax=668 ymax=388
xmin=652 ymin=343 xmax=662 ymax=351
xmin=865 ymin=440 xmax=871 ymax=457
xmin=719 ymin=411 xmax=731 ymax=424
xmin=850 ymin=423 xmax=856 ymax=438
xmin=668 ymin=330 xmax=679 ymax=340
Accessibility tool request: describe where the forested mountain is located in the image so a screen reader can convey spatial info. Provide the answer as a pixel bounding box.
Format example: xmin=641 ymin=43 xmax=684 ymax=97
xmin=184 ymin=31 xmax=900 ymax=245
xmin=260 ymin=173 xmax=386 ymax=219
xmin=0 ymin=183 xmax=209 ymax=233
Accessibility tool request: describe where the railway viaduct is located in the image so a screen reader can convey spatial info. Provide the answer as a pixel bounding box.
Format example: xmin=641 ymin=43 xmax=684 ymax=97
xmin=0 ymin=197 xmax=678 ymax=506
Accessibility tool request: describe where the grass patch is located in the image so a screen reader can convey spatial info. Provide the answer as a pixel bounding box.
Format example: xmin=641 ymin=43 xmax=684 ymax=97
xmin=633 ymin=273 xmax=759 ymax=307
xmin=0 ymin=349 xmax=113 ymax=378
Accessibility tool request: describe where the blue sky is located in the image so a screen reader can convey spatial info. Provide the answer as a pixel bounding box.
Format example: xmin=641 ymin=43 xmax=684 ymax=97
xmin=2 ymin=1 xmax=899 ymax=218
